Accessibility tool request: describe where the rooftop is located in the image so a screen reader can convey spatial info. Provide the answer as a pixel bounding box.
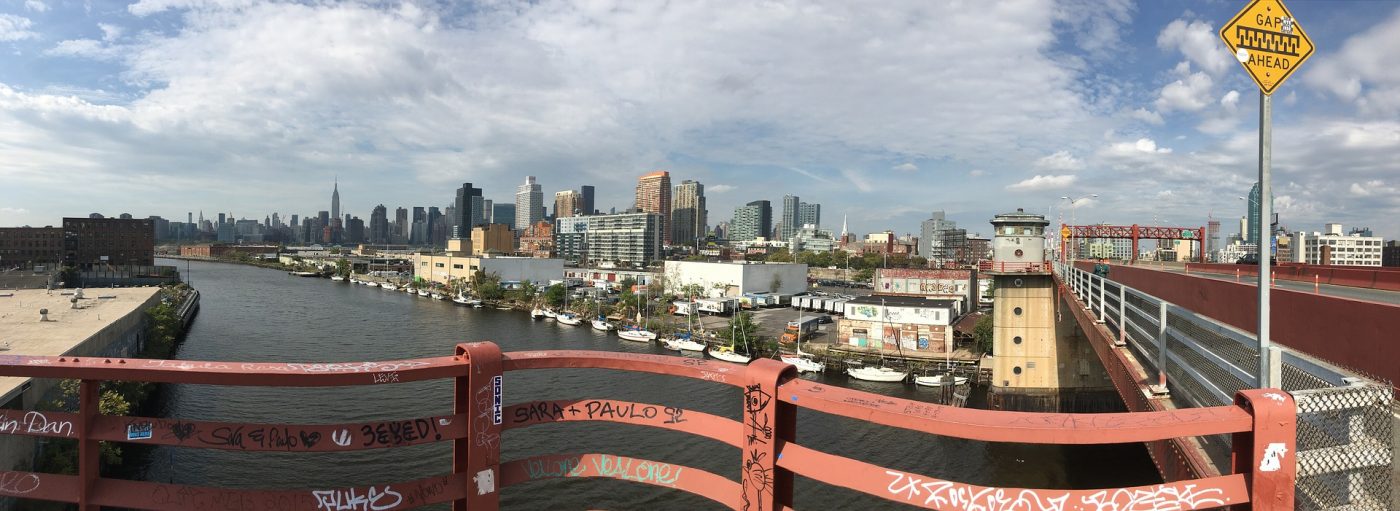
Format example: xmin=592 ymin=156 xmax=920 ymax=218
xmin=847 ymin=294 xmax=958 ymax=308
xmin=0 ymin=287 xmax=161 ymax=400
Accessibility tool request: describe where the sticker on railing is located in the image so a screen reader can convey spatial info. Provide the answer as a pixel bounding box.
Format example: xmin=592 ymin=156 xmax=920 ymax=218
xmin=1259 ymin=442 xmax=1288 ymax=472
xmin=127 ymin=422 xmax=153 ymax=440
xmin=474 ymin=468 xmax=496 ymax=495
xmin=492 ymin=375 xmax=503 ymax=426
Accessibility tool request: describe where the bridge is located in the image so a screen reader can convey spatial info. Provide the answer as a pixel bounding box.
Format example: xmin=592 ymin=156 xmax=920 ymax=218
xmin=1 ymin=343 xmax=1295 ymax=510
xmin=1054 ymin=259 xmax=1394 ymax=510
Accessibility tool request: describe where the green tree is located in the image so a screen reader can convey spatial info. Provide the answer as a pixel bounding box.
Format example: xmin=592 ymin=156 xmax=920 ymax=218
xmin=717 ymin=311 xmax=761 ymax=353
xmin=334 ymin=258 xmax=351 ymax=278
xmin=854 ymin=268 xmax=875 ymax=283
xmin=973 ymin=315 xmax=993 ymax=354
xmin=684 ymin=254 xmax=707 ymax=261
xmin=911 ymin=256 xmax=928 ymax=268
xmin=766 ymin=248 xmax=792 ymax=262
xmin=544 ymin=284 xmax=566 ymax=307
xmin=471 ymin=270 xmax=504 ymax=300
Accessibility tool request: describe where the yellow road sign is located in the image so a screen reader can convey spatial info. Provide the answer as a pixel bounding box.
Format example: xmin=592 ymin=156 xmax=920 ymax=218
xmin=1060 ymin=227 xmax=1071 ymax=238
xmin=1220 ymin=0 xmax=1314 ymax=95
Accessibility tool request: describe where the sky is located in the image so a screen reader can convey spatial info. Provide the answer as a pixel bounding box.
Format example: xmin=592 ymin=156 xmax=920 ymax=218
xmin=0 ymin=0 xmax=1397 ymax=240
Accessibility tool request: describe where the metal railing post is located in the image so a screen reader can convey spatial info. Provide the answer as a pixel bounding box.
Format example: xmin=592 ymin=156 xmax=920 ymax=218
xmin=1232 ymin=389 xmax=1297 ymax=510
xmin=741 ymin=359 xmax=797 ymax=510
xmin=454 ymin=342 xmax=503 ymax=511
xmin=78 ymin=379 xmax=99 ymax=511
xmin=1116 ymin=283 xmax=1126 ymax=346
xmin=1096 ymin=274 xmax=1106 ymax=322
xmin=1156 ymin=301 xmax=1168 ymax=390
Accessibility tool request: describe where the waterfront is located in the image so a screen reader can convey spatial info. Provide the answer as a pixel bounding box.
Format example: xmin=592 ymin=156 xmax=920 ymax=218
xmin=134 ymin=258 xmax=1160 ymax=509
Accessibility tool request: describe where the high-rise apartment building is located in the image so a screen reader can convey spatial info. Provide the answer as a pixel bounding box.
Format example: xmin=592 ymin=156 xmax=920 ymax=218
xmin=635 ymin=171 xmax=672 ymax=244
xmin=554 ymin=216 xmax=589 ymax=262
xmin=731 ymin=200 xmax=772 ymax=242
xmin=579 ymin=185 xmax=596 ymax=216
xmin=394 ymin=207 xmax=409 ymax=243
xmin=1206 ymin=219 xmax=1220 ymax=257
xmin=1246 ymin=182 xmax=1273 ymax=245
xmin=587 ymin=212 xmax=663 ymax=266
xmin=452 ymin=183 xmax=483 ymax=239
xmin=920 ymin=211 xmax=957 ymax=260
xmin=554 ymin=190 xmax=581 ymax=218
xmin=798 ymin=202 xmax=820 ymax=230
xmin=780 ymin=195 xmax=801 ymax=240
xmin=515 ymin=176 xmax=544 ymax=231
xmin=671 ymin=180 xmax=706 ymax=246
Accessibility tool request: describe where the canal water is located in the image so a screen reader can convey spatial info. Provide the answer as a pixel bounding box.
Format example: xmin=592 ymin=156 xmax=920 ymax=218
xmin=133 ymin=259 xmax=1160 ymax=509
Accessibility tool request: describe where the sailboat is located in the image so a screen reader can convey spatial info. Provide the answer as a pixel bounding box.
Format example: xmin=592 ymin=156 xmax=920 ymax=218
xmin=591 ymin=300 xmax=615 ymax=331
xmin=664 ymin=297 xmax=707 ymax=352
xmin=781 ymin=310 xmax=825 ymax=373
xmin=847 ymin=299 xmax=909 ymax=382
xmin=915 ymin=334 xmax=966 ymax=387
xmin=619 ymin=287 xmax=657 ymax=342
xmin=707 ymin=317 xmax=753 ymax=364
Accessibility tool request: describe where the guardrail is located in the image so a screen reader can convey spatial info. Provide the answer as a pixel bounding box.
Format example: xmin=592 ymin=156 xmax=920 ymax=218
xmin=1056 ymin=261 xmax=1393 ymax=509
xmin=0 ymin=345 xmax=1296 ymax=510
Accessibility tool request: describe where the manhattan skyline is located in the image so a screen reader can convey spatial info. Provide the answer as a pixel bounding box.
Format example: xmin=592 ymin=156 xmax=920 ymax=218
xmin=0 ymin=1 xmax=1397 ymax=238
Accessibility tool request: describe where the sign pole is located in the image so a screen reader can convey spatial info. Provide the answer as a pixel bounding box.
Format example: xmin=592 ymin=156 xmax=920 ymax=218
xmin=1256 ymin=90 xmax=1273 ymax=389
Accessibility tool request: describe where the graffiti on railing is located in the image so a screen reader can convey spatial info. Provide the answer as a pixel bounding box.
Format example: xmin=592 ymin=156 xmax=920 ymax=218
xmin=311 ymin=485 xmax=402 ymax=511
xmin=473 ymin=385 xmax=500 ymax=449
xmin=883 ymin=470 xmax=1227 ymax=511
xmin=518 ymin=454 xmax=683 ymax=487
xmin=741 ymin=381 xmax=776 ymax=511
xmin=510 ymin=400 xmax=687 ymax=426
xmin=743 ymin=384 xmax=774 ymax=446
xmin=0 ymin=411 xmax=74 ymax=437
xmin=0 ymin=472 xmax=41 ymax=496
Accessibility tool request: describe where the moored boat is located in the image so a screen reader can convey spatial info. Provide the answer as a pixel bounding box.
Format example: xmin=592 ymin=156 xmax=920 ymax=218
xmin=846 ymin=366 xmax=909 ymax=382
xmin=914 ymin=375 xmax=968 ymax=387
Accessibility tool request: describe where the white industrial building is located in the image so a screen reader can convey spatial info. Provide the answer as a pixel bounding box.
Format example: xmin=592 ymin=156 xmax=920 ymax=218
xmin=1291 ymin=224 xmax=1383 ymax=266
xmin=413 ymin=254 xmax=563 ymax=287
xmin=662 ymin=261 xmax=808 ymax=298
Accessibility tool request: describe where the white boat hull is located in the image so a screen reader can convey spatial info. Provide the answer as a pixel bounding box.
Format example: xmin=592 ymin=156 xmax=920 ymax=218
xmin=618 ymin=330 xmax=655 ymax=342
xmin=557 ymin=315 xmax=583 ymax=326
xmin=591 ymin=320 xmax=615 ymax=331
xmin=665 ymin=339 xmax=707 ymax=352
xmin=846 ymin=366 xmax=908 ymax=382
xmin=707 ymin=348 xmax=752 ymax=364
xmin=530 ymin=309 xmax=546 ymax=319
xmin=781 ymin=356 xmax=825 ymax=374
xmin=914 ymin=375 xmax=969 ymax=387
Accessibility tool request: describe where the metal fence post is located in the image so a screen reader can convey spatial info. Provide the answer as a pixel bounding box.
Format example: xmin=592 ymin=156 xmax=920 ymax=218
xmin=454 ymin=342 xmax=503 ymax=511
xmin=78 ymin=379 xmax=99 ymax=511
xmin=1156 ymin=301 xmax=1168 ymax=390
xmin=1232 ymin=389 xmax=1297 ymax=510
xmin=1096 ymin=274 xmax=1106 ymax=322
xmin=1116 ymin=284 xmax=1127 ymax=347
xmin=741 ymin=359 xmax=797 ymax=511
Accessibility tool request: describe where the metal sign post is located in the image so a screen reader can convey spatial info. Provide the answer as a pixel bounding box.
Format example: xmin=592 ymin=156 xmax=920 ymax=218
xmin=1220 ymin=0 xmax=1313 ymax=389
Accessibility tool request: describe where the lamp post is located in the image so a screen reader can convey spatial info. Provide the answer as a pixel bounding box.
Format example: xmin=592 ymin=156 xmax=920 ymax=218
xmin=1060 ymin=194 xmax=1097 ymax=261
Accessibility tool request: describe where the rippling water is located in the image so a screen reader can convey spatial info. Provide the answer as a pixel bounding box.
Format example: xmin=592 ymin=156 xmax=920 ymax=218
xmin=132 ymin=259 xmax=1160 ymax=509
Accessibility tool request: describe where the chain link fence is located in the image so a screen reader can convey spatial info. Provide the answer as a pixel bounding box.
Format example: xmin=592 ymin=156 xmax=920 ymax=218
xmin=1062 ymin=264 xmax=1394 ymax=510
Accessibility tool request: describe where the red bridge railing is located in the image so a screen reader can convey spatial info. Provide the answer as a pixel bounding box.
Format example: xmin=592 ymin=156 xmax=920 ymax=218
xmin=0 ymin=343 xmax=1296 ymax=510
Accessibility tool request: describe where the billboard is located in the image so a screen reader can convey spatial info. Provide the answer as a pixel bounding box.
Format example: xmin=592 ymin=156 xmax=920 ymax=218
xmin=873 ymin=268 xmax=972 ymax=297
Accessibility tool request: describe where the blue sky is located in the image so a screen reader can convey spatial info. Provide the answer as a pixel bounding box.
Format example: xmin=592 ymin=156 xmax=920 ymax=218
xmin=1 ymin=0 xmax=1397 ymax=240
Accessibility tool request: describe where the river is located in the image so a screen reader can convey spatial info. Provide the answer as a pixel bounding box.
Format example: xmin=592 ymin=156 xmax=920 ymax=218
xmin=133 ymin=258 xmax=1159 ymax=509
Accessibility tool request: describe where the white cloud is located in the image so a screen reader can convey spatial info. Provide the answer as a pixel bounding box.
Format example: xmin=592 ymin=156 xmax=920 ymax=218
xmin=1104 ymin=138 xmax=1172 ymax=155
xmin=1155 ymin=71 xmax=1213 ymax=112
xmin=0 ymin=207 xmax=31 ymax=216
xmin=24 ymin=0 xmax=48 ymax=13
xmin=1129 ymin=107 xmax=1163 ymax=125
xmin=969 ymin=169 xmax=985 ymax=177
xmin=1157 ymin=19 xmax=1230 ymax=76
xmin=0 ymin=14 xmax=37 ymax=42
xmin=841 ymin=168 xmax=873 ymax=193
xmin=98 ymin=23 xmax=123 ymax=42
xmin=708 ymin=184 xmax=736 ymax=193
xmin=1007 ymin=174 xmax=1077 ymax=191
xmin=45 ymin=39 xmax=122 ymax=60
xmin=1034 ymin=150 xmax=1083 ymax=171
xmin=1220 ymin=90 xmax=1240 ymax=108
xmin=1303 ymin=8 xmax=1400 ymax=115
xmin=891 ymin=162 xmax=918 ymax=173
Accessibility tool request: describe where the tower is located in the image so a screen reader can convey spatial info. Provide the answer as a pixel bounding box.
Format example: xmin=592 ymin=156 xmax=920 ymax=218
xmin=671 ymin=180 xmax=706 ymax=245
xmin=780 ymin=195 xmax=800 ymax=239
xmin=635 ymin=171 xmax=672 ymax=244
xmin=985 ymin=208 xmax=1111 ymax=412
xmin=453 ymin=183 xmax=483 ymax=239
xmin=331 ymin=177 xmax=340 ymax=221
xmin=515 ymin=176 xmax=543 ymax=231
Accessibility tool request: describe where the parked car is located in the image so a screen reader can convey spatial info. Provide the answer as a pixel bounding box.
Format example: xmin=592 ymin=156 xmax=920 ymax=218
xmin=1234 ymin=254 xmax=1277 ymax=265
xmin=815 ymin=315 xmax=833 ymax=324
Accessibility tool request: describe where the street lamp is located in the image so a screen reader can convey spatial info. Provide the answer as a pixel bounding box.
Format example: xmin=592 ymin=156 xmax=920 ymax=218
xmin=1060 ymin=194 xmax=1098 ymax=261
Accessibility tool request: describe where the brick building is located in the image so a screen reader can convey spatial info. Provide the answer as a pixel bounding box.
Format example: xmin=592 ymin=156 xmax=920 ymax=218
xmin=0 ymin=227 xmax=64 ymax=266
xmin=62 ymin=217 xmax=155 ymax=267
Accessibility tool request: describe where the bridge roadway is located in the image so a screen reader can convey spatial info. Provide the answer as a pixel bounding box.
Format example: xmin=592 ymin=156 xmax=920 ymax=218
xmin=1153 ymin=265 xmax=1400 ymax=305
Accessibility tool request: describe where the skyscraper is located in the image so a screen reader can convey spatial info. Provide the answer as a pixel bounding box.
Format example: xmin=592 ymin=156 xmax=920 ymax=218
xmin=731 ymin=200 xmax=771 ymax=242
xmin=798 ymin=202 xmax=820 ymax=230
xmin=411 ymin=207 xmax=426 ymax=245
xmin=780 ymin=195 xmax=800 ymax=240
xmin=671 ymin=180 xmax=706 ymax=245
xmin=492 ymin=203 xmax=515 ymax=229
xmin=554 ymin=190 xmax=581 ymax=218
xmin=635 ymin=171 xmax=672 ymax=244
xmin=515 ymin=176 xmax=543 ymax=231
xmin=579 ymin=185 xmax=596 ymax=216
xmin=394 ymin=207 xmax=409 ymax=243
xmin=370 ymin=205 xmax=389 ymax=244
xmin=920 ymin=210 xmax=957 ymax=260
xmin=331 ymin=178 xmax=340 ymax=221
xmin=1206 ymin=219 xmax=1220 ymax=258
xmin=453 ymin=183 xmax=483 ymax=239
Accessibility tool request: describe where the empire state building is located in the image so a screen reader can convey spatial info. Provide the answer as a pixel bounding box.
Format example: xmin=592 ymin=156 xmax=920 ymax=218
xmin=331 ymin=178 xmax=341 ymax=221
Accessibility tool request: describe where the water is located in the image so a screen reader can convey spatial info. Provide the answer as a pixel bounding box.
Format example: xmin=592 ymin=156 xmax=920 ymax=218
xmin=133 ymin=259 xmax=1160 ymax=509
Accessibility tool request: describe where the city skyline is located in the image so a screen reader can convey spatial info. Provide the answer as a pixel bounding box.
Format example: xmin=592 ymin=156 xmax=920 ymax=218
xmin=0 ymin=2 xmax=1397 ymax=239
